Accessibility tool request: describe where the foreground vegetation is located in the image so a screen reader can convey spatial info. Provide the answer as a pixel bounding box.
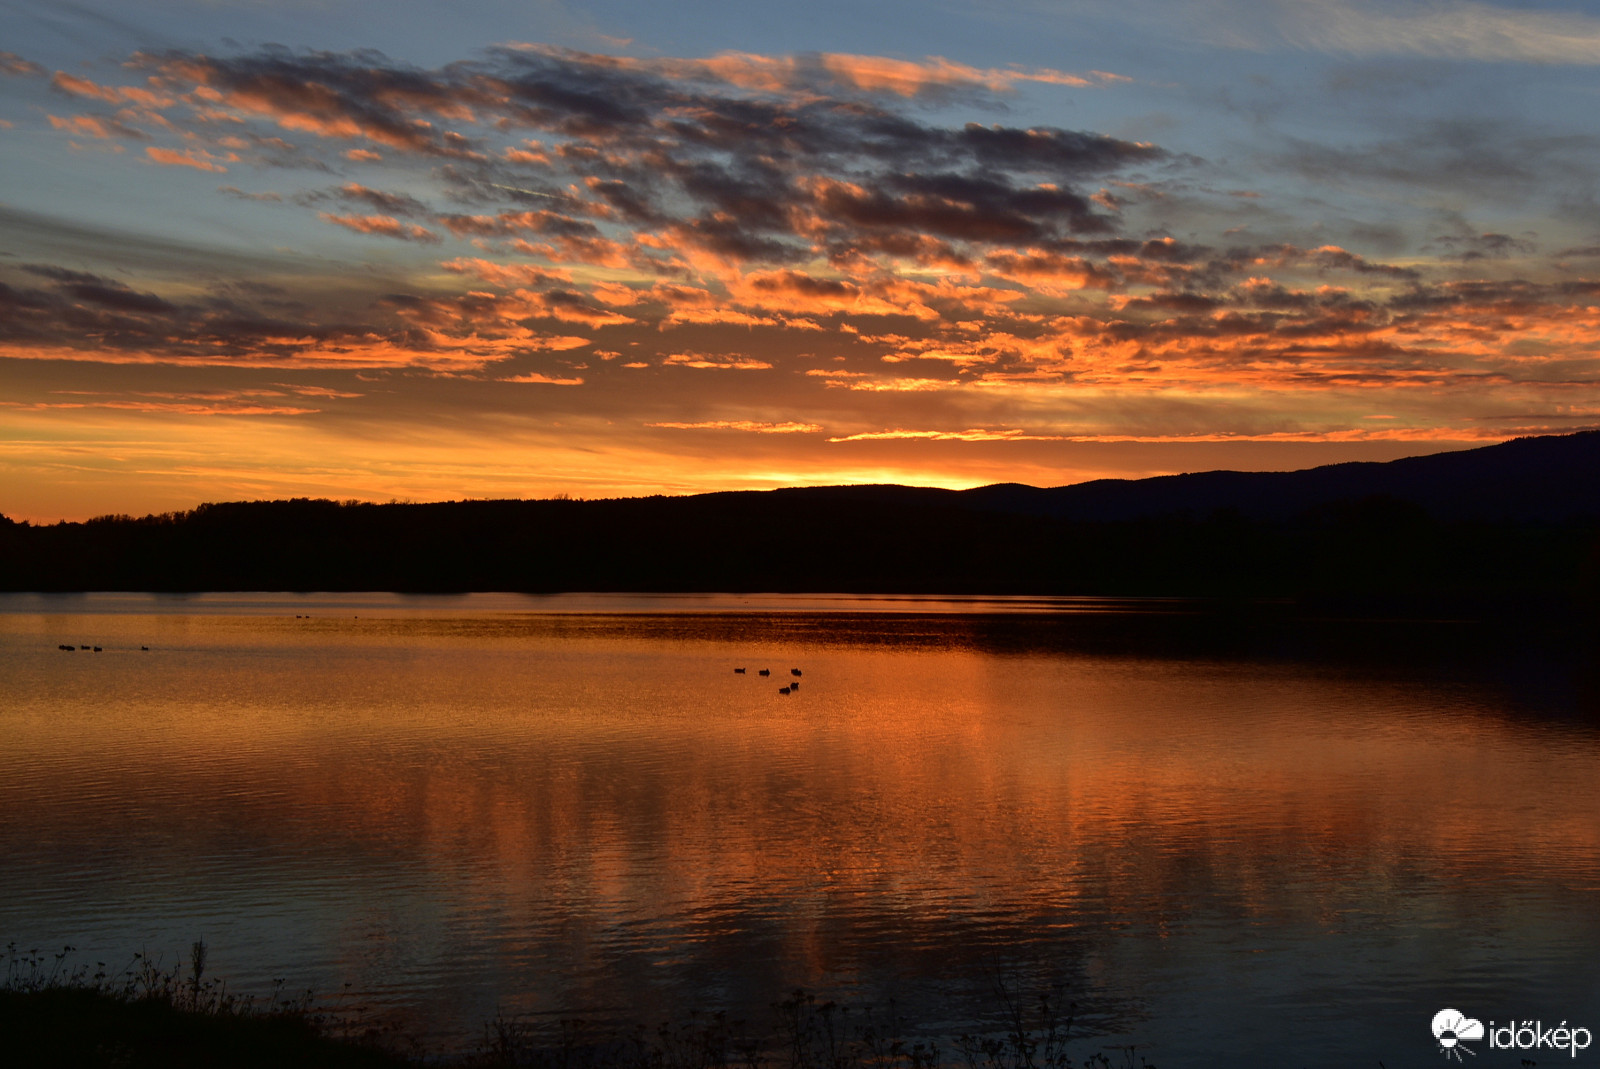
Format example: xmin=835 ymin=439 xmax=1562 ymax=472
xmin=2 ymin=943 xmax=411 ymax=1068
xmin=3 ymin=944 xmax=1154 ymax=1069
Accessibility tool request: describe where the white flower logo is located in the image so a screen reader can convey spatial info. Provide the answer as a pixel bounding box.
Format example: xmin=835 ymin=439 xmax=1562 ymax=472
xmin=1433 ymin=1009 xmax=1485 ymax=1060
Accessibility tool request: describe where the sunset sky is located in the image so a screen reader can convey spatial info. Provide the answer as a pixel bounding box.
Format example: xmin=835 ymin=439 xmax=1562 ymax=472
xmin=4 ymin=0 xmax=1600 ymax=521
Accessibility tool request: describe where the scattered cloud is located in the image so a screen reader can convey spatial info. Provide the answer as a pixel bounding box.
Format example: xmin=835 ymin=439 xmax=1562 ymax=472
xmin=663 ymin=352 xmax=774 ymax=370
xmin=4 ymin=38 xmax=1598 ymax=454
xmin=51 ymin=71 xmax=171 ymax=106
xmin=90 ymin=42 xmax=1160 ymax=280
xmin=500 ymin=372 xmax=584 ymax=384
xmin=318 ymin=212 xmax=441 ymax=243
xmin=1 ymin=384 xmax=322 ymax=416
xmin=1279 ymin=0 xmax=1600 ymax=64
xmin=0 ymin=262 xmax=511 ymax=370
xmin=48 ymin=113 xmax=149 ymax=140
xmin=827 ymin=428 xmax=1070 ymax=442
xmin=1 ymin=51 xmax=45 ymax=77
xmin=217 ymin=186 xmax=283 ymax=202
xmin=146 ymin=145 xmax=229 ymax=172
xmin=334 ymin=183 xmax=431 ymax=218
xmin=1429 ymin=229 xmax=1537 ymax=261
xmin=649 ymin=420 xmax=822 ymax=432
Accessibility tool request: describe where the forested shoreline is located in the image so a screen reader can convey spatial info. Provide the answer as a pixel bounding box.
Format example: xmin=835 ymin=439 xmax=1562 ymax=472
xmin=5 ymin=432 xmax=1597 ymax=601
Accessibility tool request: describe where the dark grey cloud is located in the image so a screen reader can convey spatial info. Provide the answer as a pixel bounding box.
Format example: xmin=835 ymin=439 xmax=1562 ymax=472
xmin=1428 ymin=230 xmax=1538 ymax=261
xmin=244 ymin=134 xmax=337 ymax=172
xmin=218 ymin=186 xmax=283 ymax=203
xmin=124 ymin=44 xmax=1166 ymax=266
xmin=1 ymin=259 xmax=432 ymax=361
xmin=0 ymin=51 xmax=45 ymax=77
xmin=0 ymin=203 xmax=321 ymax=276
xmin=1273 ymin=119 xmax=1600 ymax=204
xmin=20 ymin=263 xmax=175 ymax=313
xmin=331 ymin=183 xmax=431 ymax=217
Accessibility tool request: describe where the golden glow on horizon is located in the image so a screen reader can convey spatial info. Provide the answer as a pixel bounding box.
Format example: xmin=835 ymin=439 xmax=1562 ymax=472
xmin=0 ymin=400 xmax=1494 ymax=523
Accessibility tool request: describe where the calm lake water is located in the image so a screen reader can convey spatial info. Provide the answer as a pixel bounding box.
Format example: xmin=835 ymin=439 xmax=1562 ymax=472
xmin=2 ymin=592 xmax=1597 ymax=1068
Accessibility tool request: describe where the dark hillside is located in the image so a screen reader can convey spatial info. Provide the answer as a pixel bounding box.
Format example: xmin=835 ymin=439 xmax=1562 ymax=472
xmin=961 ymin=430 xmax=1600 ymax=522
xmin=2 ymin=431 xmax=1597 ymax=603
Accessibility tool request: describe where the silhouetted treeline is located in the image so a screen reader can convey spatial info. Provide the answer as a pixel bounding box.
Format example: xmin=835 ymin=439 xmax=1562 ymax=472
xmin=3 ymin=432 xmax=1599 ymax=602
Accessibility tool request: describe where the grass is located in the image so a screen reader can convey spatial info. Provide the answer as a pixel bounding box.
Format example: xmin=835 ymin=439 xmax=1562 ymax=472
xmin=3 ymin=943 xmax=1155 ymax=1069
xmin=469 ymin=987 xmax=1153 ymax=1069
xmin=2 ymin=942 xmax=411 ymax=1068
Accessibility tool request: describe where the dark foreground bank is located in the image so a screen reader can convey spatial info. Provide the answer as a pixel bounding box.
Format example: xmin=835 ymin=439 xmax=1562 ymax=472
xmin=2 ymin=948 xmax=1151 ymax=1069
xmin=1 ymin=943 xmax=410 ymax=1069
xmin=0 ymin=986 xmax=414 ymax=1069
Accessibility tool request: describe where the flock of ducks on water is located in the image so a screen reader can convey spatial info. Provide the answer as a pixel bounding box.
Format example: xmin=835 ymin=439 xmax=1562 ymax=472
xmin=55 ymin=637 xmax=800 ymax=697
xmin=57 ymin=614 xmax=326 ymax=653
xmin=58 ymin=644 xmax=149 ymax=651
xmin=735 ymin=665 xmax=804 ymax=694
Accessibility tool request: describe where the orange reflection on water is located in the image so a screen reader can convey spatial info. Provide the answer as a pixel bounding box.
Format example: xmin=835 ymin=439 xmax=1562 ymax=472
xmin=3 ymin=602 xmax=1598 ymax=1045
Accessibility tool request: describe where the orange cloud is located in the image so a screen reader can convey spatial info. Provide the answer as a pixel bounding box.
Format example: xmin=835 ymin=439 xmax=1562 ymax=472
xmin=48 ymin=113 xmax=146 ymax=140
xmin=499 ymin=372 xmax=584 ymax=385
xmin=1 ymin=391 xmax=318 ymax=416
xmin=648 ymin=420 xmax=823 ymax=433
xmin=437 ymin=209 xmax=596 ymax=238
xmin=827 ymin=428 xmax=1070 ymax=442
xmin=145 ymin=145 xmax=227 ymax=171
xmin=731 ymin=270 xmax=933 ymax=319
xmin=817 ymin=53 xmax=1100 ymax=94
xmin=441 ymin=258 xmax=571 ymax=287
xmin=318 ymin=212 xmax=440 ymax=243
xmin=566 ymin=47 xmax=1124 ymax=97
xmin=661 ymin=306 xmax=786 ymax=328
xmin=663 ymin=352 xmax=773 ymax=370
xmin=827 ymin=378 xmax=957 ymax=393
xmin=52 ymin=71 xmax=172 ymax=107
xmin=1 ymin=52 xmax=45 ymax=77
xmin=504 ymin=145 xmax=550 ymax=164
xmin=506 ymin=236 xmax=643 ymax=271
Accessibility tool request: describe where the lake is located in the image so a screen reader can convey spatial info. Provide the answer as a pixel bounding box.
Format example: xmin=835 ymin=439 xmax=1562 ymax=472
xmin=2 ymin=592 xmax=1597 ymax=1068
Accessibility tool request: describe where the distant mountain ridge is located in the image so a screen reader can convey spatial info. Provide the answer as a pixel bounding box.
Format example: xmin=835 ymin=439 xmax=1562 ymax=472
xmin=958 ymin=429 xmax=1600 ymax=523
xmin=706 ymin=429 xmax=1600 ymax=523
